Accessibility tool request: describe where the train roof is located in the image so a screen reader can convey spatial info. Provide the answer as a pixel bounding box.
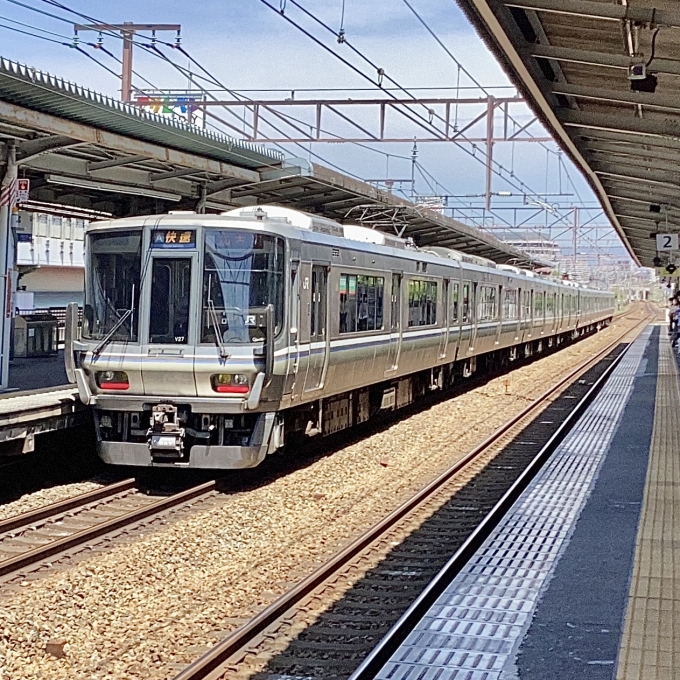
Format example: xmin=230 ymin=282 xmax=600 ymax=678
xmin=85 ymin=207 xmax=612 ymax=295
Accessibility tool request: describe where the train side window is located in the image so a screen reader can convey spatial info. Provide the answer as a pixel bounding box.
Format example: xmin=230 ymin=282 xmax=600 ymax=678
xmin=451 ymin=282 xmax=459 ymax=322
xmin=462 ymin=282 xmax=471 ymax=323
xmin=546 ymin=292 xmax=555 ymax=317
xmin=533 ymin=290 xmax=544 ymax=318
xmin=503 ymin=288 xmax=518 ymax=320
xmin=408 ymin=279 xmax=437 ymax=327
xmin=477 ymin=285 xmax=498 ymax=321
xmin=522 ymin=290 xmax=531 ymax=319
xmin=339 ymin=274 xmax=384 ymax=334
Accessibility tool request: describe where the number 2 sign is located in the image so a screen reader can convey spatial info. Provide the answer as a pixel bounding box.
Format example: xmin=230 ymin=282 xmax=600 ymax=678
xmin=656 ymin=233 xmax=678 ymax=251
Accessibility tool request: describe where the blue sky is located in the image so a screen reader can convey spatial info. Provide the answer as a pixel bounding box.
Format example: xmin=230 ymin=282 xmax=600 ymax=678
xmin=0 ymin=0 xmax=625 ymax=258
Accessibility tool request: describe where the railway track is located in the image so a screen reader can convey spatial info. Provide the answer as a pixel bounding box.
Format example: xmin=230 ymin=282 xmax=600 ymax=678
xmin=172 ymin=310 xmax=654 ymax=680
xmin=0 ymin=478 xmax=218 ymax=583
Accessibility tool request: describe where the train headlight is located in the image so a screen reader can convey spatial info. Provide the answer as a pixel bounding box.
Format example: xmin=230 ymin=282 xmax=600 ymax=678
xmin=211 ymin=373 xmax=250 ymax=394
xmin=96 ymin=371 xmax=129 ymax=390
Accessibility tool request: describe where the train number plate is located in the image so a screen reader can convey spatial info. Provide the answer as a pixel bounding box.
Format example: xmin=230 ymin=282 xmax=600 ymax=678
xmin=151 ymin=435 xmax=180 ymax=449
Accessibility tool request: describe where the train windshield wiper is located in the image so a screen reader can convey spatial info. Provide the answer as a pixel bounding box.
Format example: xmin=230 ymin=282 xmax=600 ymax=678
xmin=207 ymin=299 xmax=229 ymax=359
xmin=93 ymin=285 xmax=135 ymax=358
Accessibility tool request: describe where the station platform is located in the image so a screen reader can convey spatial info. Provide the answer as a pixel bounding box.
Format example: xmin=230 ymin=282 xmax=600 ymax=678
xmin=372 ymin=323 xmax=676 ymax=680
xmin=0 ymin=384 xmax=83 ymax=453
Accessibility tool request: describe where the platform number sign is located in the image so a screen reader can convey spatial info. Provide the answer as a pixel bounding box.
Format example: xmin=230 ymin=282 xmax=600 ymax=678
xmin=656 ymin=233 xmax=678 ymax=251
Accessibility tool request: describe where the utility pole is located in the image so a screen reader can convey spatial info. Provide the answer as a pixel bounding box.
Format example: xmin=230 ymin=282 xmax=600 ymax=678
xmin=485 ymin=95 xmax=495 ymax=211
xmin=410 ymin=139 xmax=418 ymax=200
xmin=572 ymin=206 xmax=579 ymax=276
xmin=74 ymin=23 xmax=181 ymax=102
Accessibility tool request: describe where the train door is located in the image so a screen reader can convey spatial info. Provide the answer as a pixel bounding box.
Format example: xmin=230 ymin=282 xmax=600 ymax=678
xmin=495 ymin=284 xmax=504 ymax=345
xmin=464 ymin=281 xmax=477 ymax=355
xmin=385 ymin=273 xmax=402 ymax=375
xmin=141 ymin=251 xmax=198 ymax=396
xmin=438 ymin=278 xmax=450 ymax=359
xmin=303 ymin=264 xmax=329 ymax=392
xmin=283 ymin=260 xmax=300 ymax=397
xmin=449 ymin=280 xmax=461 ymax=357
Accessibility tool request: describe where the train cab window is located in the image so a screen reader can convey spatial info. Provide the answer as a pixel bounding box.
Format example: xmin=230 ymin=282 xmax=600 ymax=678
xmin=503 ymin=288 xmax=518 ymax=320
xmin=534 ymin=291 xmax=544 ymax=318
xmin=451 ymin=282 xmax=459 ymax=322
xmin=477 ymin=285 xmax=498 ymax=322
xmin=339 ymin=274 xmax=384 ymax=333
xmin=83 ymin=230 xmax=142 ymax=342
xmin=462 ymin=282 xmax=471 ymax=323
xmin=408 ymin=280 xmax=437 ymax=327
xmin=201 ymin=230 xmax=284 ymax=344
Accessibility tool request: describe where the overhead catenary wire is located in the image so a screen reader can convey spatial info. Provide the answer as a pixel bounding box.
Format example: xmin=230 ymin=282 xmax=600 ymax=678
xmin=256 ymin=0 xmax=544 ymax=200
xmin=400 ymin=0 xmax=548 ymax=149
xmin=0 ymin=5 xmax=532 ymax=244
xmin=5 ymin=0 xmax=364 ymax=179
xmin=398 ymin=2 xmax=618 ymax=242
xmin=5 ymin=0 xmax=601 ymax=248
xmin=16 ymin=0 xmax=536 ymax=212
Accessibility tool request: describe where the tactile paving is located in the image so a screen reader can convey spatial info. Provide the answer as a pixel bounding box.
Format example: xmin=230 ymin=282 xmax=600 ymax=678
xmin=616 ymin=331 xmax=680 ymax=680
xmin=377 ymin=328 xmax=653 ymax=680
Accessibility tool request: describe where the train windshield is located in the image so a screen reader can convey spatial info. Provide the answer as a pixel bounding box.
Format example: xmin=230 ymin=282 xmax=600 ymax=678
xmin=83 ymin=230 xmax=142 ymax=341
xmin=202 ymin=230 xmax=284 ymax=344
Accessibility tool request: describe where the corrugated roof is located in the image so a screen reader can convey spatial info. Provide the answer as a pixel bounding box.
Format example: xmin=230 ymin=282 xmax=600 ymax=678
xmin=0 ymin=58 xmax=282 ymax=170
xmin=0 ymin=56 xmax=548 ymax=269
xmin=454 ymin=0 xmax=680 ymax=268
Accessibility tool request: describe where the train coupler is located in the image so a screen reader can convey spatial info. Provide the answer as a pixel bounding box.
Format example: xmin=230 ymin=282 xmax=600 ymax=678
xmin=147 ymin=404 xmax=185 ymax=459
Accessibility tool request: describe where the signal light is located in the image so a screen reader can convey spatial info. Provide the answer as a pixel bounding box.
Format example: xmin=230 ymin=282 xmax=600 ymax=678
xmin=653 ymin=256 xmax=662 ymax=267
xmin=666 ymin=263 xmax=677 ymax=274
xmin=96 ymin=371 xmax=129 ymax=390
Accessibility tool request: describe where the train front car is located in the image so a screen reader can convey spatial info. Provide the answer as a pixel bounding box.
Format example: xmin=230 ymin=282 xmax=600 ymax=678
xmin=66 ymin=211 xmax=288 ymax=468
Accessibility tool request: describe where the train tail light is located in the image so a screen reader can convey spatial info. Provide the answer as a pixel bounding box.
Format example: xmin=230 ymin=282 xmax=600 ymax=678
xmin=96 ymin=371 xmax=129 ymax=390
xmin=211 ymin=374 xmax=249 ymax=394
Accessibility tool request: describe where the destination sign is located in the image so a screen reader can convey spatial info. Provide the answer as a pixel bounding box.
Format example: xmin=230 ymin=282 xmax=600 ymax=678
xmin=151 ymin=229 xmax=196 ymax=249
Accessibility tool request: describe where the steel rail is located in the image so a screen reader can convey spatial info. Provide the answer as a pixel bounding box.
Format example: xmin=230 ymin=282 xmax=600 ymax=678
xmin=0 ymin=478 xmax=136 ymax=533
xmin=0 ymin=480 xmax=216 ymax=579
xmin=173 ymin=310 xmax=653 ymax=680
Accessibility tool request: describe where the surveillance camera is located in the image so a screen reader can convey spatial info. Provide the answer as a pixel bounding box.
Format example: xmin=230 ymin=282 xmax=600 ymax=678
xmin=628 ymin=58 xmax=647 ymax=80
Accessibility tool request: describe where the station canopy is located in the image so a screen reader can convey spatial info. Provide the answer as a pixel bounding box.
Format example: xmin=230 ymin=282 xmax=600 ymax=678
xmin=455 ymin=0 xmax=680 ymax=267
xmin=0 ymin=58 xmax=544 ymax=268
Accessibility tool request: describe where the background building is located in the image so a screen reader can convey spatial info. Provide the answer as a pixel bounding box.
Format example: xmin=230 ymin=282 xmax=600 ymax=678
xmin=15 ymin=208 xmax=87 ymax=309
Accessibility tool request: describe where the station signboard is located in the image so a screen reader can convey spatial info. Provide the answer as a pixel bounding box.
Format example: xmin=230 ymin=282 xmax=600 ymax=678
xmin=656 ymin=233 xmax=678 ymax=251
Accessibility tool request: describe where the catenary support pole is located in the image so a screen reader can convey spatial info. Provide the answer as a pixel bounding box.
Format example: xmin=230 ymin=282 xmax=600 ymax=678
xmin=0 ymin=142 xmax=17 ymax=390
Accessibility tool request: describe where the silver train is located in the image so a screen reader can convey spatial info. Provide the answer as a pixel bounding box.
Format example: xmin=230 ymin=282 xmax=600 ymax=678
xmin=64 ymin=206 xmax=615 ymax=469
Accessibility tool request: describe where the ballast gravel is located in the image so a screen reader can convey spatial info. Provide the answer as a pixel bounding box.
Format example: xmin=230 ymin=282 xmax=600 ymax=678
xmin=0 ymin=314 xmax=648 ymax=680
xmin=0 ymin=482 xmax=104 ymax=522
